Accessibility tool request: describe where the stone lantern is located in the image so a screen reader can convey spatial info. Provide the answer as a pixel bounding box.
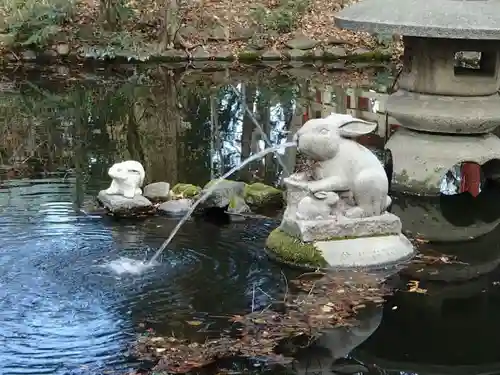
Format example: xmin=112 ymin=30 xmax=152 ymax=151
xmin=335 ymin=0 xmax=500 ymax=195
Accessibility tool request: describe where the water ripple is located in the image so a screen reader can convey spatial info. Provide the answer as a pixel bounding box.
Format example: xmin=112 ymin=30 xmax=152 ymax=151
xmin=0 ymin=176 xmax=286 ymax=374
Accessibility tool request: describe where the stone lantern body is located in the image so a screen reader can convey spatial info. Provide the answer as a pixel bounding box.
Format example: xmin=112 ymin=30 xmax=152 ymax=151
xmin=335 ymin=0 xmax=500 ymax=195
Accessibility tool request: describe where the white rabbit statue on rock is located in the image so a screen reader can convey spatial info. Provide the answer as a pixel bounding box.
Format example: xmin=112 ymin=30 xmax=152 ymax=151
xmin=105 ymin=160 xmax=146 ymax=199
xmin=286 ymin=113 xmax=391 ymax=219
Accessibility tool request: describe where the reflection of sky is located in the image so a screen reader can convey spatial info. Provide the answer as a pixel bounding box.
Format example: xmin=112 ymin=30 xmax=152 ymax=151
xmin=216 ymin=83 xmax=293 ymax=169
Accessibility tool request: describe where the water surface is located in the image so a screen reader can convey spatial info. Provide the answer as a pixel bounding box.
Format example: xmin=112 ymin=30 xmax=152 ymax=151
xmin=1 ymin=66 xmax=500 ymax=374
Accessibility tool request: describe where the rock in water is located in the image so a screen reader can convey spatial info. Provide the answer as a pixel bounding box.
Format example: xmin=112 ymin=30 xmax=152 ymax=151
xmin=143 ymin=181 xmax=171 ymax=202
xmin=97 ymin=190 xmax=154 ymax=217
xmin=197 ymin=179 xmax=251 ymax=214
xmin=171 ymin=183 xmax=201 ymax=199
xmin=158 ymin=198 xmax=193 ymax=215
xmin=244 ymin=182 xmax=284 ymax=209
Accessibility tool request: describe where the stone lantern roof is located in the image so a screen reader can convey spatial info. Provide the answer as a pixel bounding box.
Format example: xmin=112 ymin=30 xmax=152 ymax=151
xmin=334 ymin=0 xmax=500 ymax=40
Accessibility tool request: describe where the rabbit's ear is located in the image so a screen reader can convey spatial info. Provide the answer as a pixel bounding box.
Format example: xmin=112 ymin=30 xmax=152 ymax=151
xmin=337 ymin=120 xmax=377 ymax=138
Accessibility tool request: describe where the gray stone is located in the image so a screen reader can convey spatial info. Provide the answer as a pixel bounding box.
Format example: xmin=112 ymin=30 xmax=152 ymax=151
xmin=286 ymin=33 xmax=318 ymax=50
xmin=398 ymin=37 xmax=500 ymax=97
xmin=334 ymin=0 xmax=500 ymax=40
xmin=280 ymin=212 xmax=402 ymax=242
xmin=326 ymin=36 xmax=352 ymax=45
xmin=158 ymin=49 xmax=187 ymax=61
xmin=179 ymin=26 xmax=198 ymax=39
xmin=261 ymin=49 xmax=282 ymax=60
xmin=0 ymin=33 xmax=14 ymax=46
xmin=198 ymin=179 xmax=249 ymax=211
xmin=213 ymin=50 xmax=233 ymax=60
xmin=387 ymin=89 xmax=500 ymax=134
xmin=56 ymin=43 xmax=70 ymax=56
xmin=143 ymin=181 xmax=171 ymax=202
xmin=191 ymin=46 xmax=211 ymax=60
xmin=43 ymin=50 xmax=58 ymax=58
xmin=325 ymin=62 xmax=347 ymax=70
xmin=288 ymin=48 xmax=306 ymax=59
xmin=227 ymin=195 xmax=251 ymax=214
xmin=158 ymin=198 xmax=193 ymax=215
xmin=351 ymin=47 xmax=371 ymax=56
xmin=249 ymin=35 xmax=267 ymax=50
xmin=325 ymin=46 xmax=347 ymax=58
xmin=315 ymin=234 xmax=414 ymax=268
xmin=313 ymin=48 xmax=323 ymax=59
xmin=385 ymin=127 xmax=500 ymax=195
xmin=97 ymin=190 xmax=153 ymax=216
xmin=21 ymin=50 xmax=37 ymax=61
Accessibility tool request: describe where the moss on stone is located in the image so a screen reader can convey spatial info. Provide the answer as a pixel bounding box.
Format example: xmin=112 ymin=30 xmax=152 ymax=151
xmin=244 ymin=182 xmax=284 ymax=208
xmin=345 ymin=48 xmax=392 ymax=62
xmin=266 ymin=228 xmax=328 ymax=268
xmin=237 ymin=50 xmax=261 ymax=62
xmin=171 ymin=183 xmax=202 ymax=199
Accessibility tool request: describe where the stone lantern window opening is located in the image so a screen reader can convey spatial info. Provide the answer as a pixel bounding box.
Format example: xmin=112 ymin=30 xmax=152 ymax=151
xmin=454 ymin=50 xmax=497 ymax=77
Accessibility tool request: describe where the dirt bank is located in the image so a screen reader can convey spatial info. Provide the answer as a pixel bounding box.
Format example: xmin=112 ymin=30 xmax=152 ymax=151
xmin=0 ymin=0 xmax=402 ymax=64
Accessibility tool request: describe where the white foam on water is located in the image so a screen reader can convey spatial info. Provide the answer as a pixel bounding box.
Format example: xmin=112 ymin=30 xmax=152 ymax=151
xmin=102 ymin=257 xmax=156 ymax=275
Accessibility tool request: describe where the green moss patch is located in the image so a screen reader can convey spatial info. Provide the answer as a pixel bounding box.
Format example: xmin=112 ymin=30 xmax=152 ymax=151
xmin=244 ymin=182 xmax=284 ymax=208
xmin=345 ymin=48 xmax=392 ymax=62
xmin=171 ymin=183 xmax=201 ymax=199
xmin=266 ymin=228 xmax=327 ymax=268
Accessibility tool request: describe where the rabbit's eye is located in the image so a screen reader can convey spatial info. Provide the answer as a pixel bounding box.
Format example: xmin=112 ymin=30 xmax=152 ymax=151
xmin=320 ymin=128 xmax=328 ymax=134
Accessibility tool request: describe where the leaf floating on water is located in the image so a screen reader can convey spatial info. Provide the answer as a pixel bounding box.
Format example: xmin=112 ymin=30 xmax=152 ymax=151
xmin=186 ymin=320 xmax=203 ymax=326
xmin=156 ymin=347 xmax=167 ymax=353
xmin=407 ymin=280 xmax=427 ymax=294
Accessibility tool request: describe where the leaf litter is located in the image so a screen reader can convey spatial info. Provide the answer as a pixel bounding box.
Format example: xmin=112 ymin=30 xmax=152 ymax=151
xmin=131 ymin=271 xmax=391 ymax=374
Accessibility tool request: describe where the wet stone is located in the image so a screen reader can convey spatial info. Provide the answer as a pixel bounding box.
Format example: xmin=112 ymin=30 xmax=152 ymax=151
xmin=158 ymin=198 xmax=193 ymax=215
xmin=97 ymin=190 xmax=154 ymax=217
xmin=191 ymin=46 xmax=211 ymax=60
xmin=326 ymin=36 xmax=352 ymax=45
xmin=21 ymin=50 xmax=37 ymax=61
xmin=286 ymin=33 xmax=318 ymax=50
xmin=351 ymin=47 xmax=372 ymax=56
xmin=325 ymin=46 xmax=347 ymax=58
xmin=249 ymin=35 xmax=267 ymax=50
xmin=143 ymin=182 xmax=171 ymax=202
xmin=56 ymin=43 xmax=70 ymax=56
xmin=213 ymin=50 xmax=233 ymax=60
xmin=158 ymin=49 xmax=188 ymax=61
xmin=179 ymin=25 xmax=198 ymax=39
xmin=288 ymin=49 xmax=307 ymax=60
xmin=197 ymin=179 xmax=250 ymax=213
xmin=325 ymin=62 xmax=348 ymax=70
xmin=261 ymin=49 xmax=282 ymax=60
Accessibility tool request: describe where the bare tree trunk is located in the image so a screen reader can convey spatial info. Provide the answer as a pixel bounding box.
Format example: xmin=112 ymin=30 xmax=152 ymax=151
xmin=161 ymin=0 xmax=181 ymax=50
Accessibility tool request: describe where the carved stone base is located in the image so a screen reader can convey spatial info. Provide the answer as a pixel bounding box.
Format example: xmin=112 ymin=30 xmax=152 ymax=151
xmin=265 ymin=228 xmax=415 ymax=269
xmin=315 ymin=234 xmax=414 ymax=268
xmin=280 ymin=212 xmax=402 ymax=242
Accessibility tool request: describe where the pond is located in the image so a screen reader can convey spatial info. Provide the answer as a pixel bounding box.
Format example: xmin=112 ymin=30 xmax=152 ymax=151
xmin=1 ymin=64 xmax=500 ymax=375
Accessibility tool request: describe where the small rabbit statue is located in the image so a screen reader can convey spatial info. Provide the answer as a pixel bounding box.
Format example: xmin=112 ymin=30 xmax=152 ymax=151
xmin=288 ymin=113 xmax=391 ymax=218
xmin=105 ymin=160 xmax=146 ymax=198
xmin=296 ymin=191 xmax=340 ymax=220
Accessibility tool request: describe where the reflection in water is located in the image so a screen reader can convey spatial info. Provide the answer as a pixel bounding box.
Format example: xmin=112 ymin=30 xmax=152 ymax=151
xmin=293 ymin=306 xmax=382 ymax=375
xmin=353 ymin=272 xmax=500 ymax=374
xmin=3 ymin=67 xmax=500 ymax=375
xmin=440 ymin=162 xmax=484 ymax=196
xmin=0 ymin=68 xmax=396 ymax=373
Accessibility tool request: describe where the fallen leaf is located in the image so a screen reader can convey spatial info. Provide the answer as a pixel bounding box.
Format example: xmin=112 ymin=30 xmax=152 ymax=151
xmin=186 ymin=320 xmax=203 ymax=326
